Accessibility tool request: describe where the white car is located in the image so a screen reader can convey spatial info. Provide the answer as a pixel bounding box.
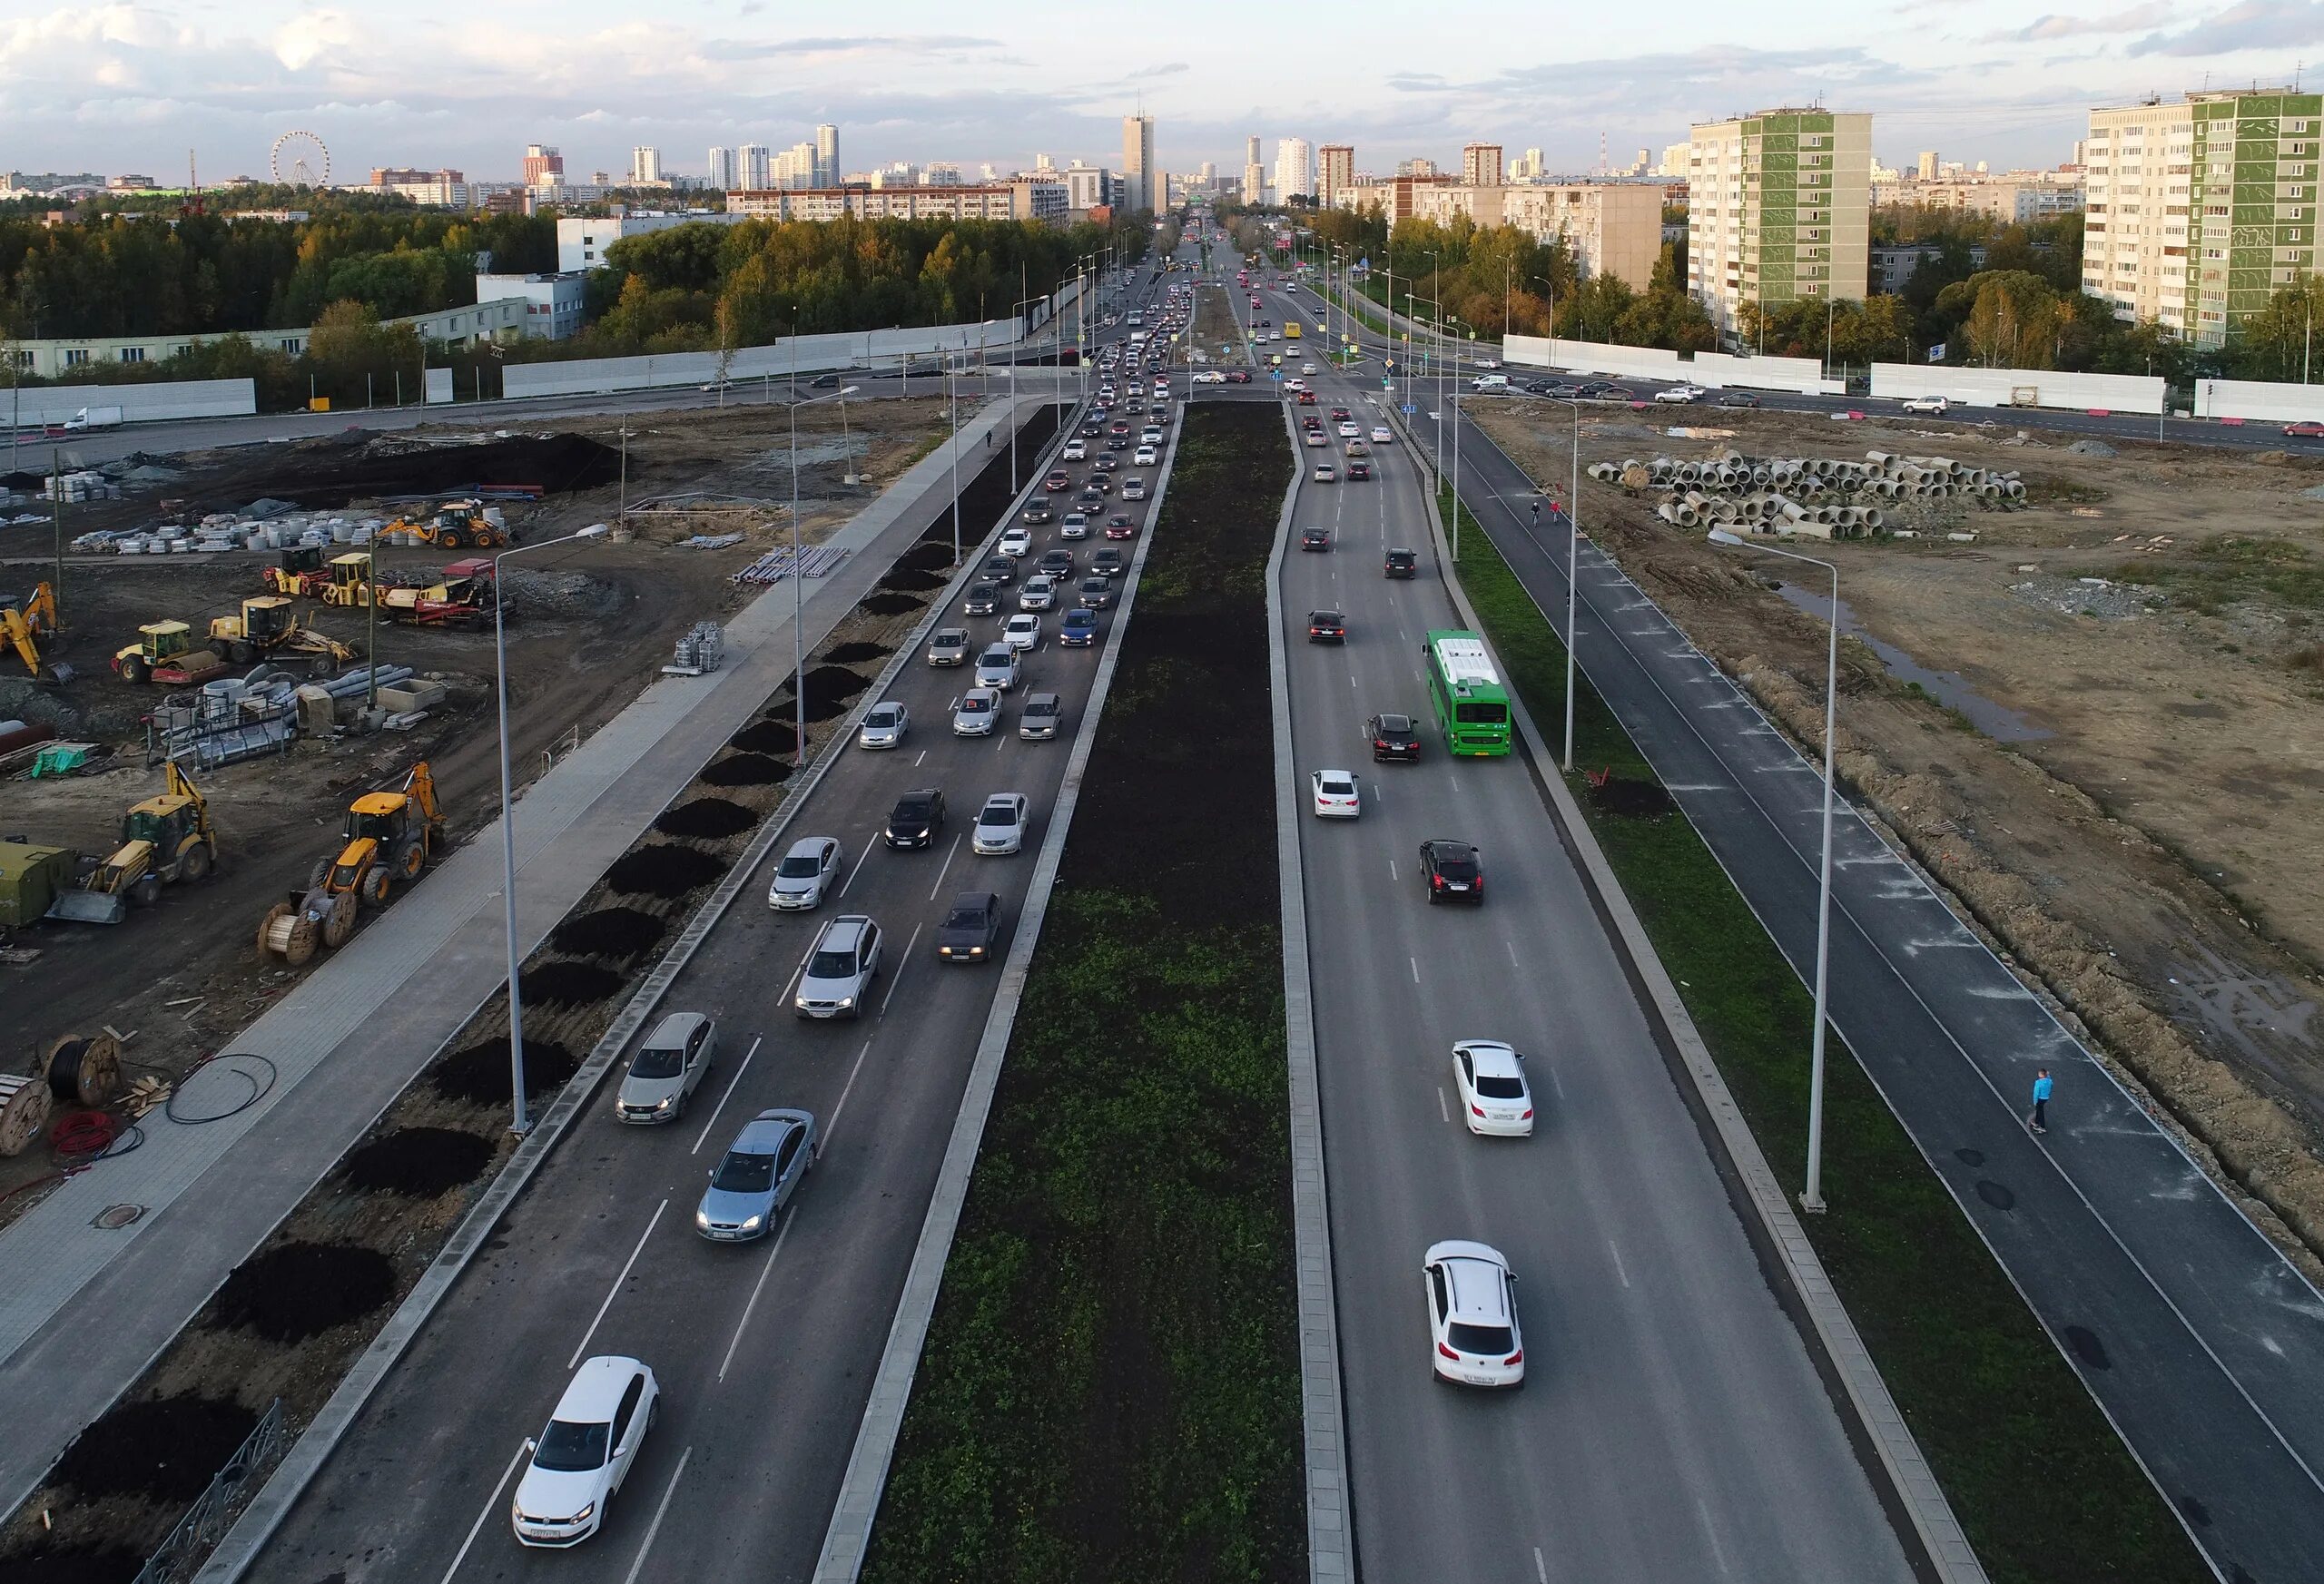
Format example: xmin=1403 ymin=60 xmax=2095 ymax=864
xmin=511 ymin=1356 xmax=660 ymax=1546
xmin=1284 ymin=379 xmax=1306 ymax=392
xmin=951 ymin=686 xmax=1001 ymax=735
xmin=1139 ymin=427 xmax=1164 ymax=445
xmin=1134 ymin=446 xmax=1159 ymax=467
xmin=857 ymin=700 xmax=909 ymax=750
xmin=1310 ymin=769 xmax=1361 ymax=818
xmin=767 ymin=835 xmax=842 ymax=911
xmin=1423 ymin=1241 xmax=1525 ymax=1389
xmin=1062 ymin=438 xmax=1087 ymax=461
xmin=1194 ymin=369 xmax=1226 ymax=384
xmin=974 ymin=644 xmax=1019 ymax=691
xmin=1473 ymin=357 xmax=1501 ymax=370
xmin=1121 ymin=477 xmax=1147 ymax=501
xmin=1302 ymin=361 xmax=1318 ymax=375
xmin=1900 ymin=395 xmax=1951 ymax=415
xmin=1314 ymin=462 xmax=1337 ymax=483
xmin=998 ymin=526 xmax=1033 ymax=558
xmin=1452 ymin=1040 xmax=1534 ymax=1136
xmin=1337 ymin=421 xmax=1360 ymax=438
xmin=1653 ymin=385 xmax=1705 ymax=404
xmin=972 ymin=792 xmax=1030 ymax=855
xmin=1060 ymin=513 xmax=1090 ymax=539
xmin=1001 ymin=613 xmax=1044 ymax=652
xmin=793 ymin=913 xmax=881 ymax=1019
xmin=1370 ymin=426 xmax=1393 ymax=444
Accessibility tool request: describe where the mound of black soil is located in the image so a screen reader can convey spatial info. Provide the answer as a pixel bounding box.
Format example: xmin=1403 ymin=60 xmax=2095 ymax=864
xmin=53 ymin=1394 xmax=260 ymax=1504
xmin=727 ymin=719 xmax=797 ymax=756
xmin=553 ymin=906 xmax=670 ymax=959
xmin=343 ymin=1127 xmax=496 ymax=1197
xmin=702 ymin=753 xmax=791 ymax=787
xmin=1589 ymin=776 xmax=1676 ymax=819
xmin=606 ymin=844 xmax=724 ymax=898
xmin=519 ymin=959 xmax=625 ymax=1008
xmin=861 ymin=593 xmax=924 ymax=616
xmin=821 ymin=640 xmax=891 ymax=664
xmin=237 ymin=433 xmax=618 ymax=510
xmin=430 ymin=1038 xmax=577 ymax=1105
xmin=0 ymin=1546 xmax=144 ymax=1584
xmin=655 ymin=797 xmax=756 ymax=838
xmin=878 ymin=566 xmax=945 ymax=593
xmin=211 ymin=1242 xmax=397 ymax=1344
xmin=896 ymin=540 xmax=956 ymax=573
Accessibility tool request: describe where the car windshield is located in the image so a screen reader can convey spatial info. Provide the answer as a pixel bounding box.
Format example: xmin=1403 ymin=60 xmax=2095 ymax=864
xmin=1447 ymin=1322 xmax=1514 ymax=1355
xmin=532 ymin=1418 xmax=611 ymax=1472
xmin=807 ymin=948 xmax=859 ymax=979
xmin=943 ymin=906 xmax=989 ymax=930
xmin=1027 ymin=700 xmax=1058 ymax=716
xmin=979 ymin=805 xmax=1014 ymax=825
xmin=777 ymin=852 xmax=823 ymax=879
xmin=895 ymin=798 xmax=934 ymax=819
xmin=631 ymin=1044 xmax=684 ymax=1079
xmin=711 ymin=1148 xmax=777 ymax=1194
xmin=1475 ymin=1075 xmax=1526 ymax=1099
xmin=868 ymin=706 xmax=900 ymax=726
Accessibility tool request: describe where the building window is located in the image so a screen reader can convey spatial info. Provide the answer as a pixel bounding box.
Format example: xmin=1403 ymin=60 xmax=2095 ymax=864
xmin=118 ymin=347 xmax=145 ymax=363
xmin=62 ymin=349 xmax=89 ymax=367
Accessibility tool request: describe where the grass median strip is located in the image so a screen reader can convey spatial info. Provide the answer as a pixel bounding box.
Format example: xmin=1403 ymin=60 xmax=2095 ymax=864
xmin=1435 ymin=484 xmax=2208 ymax=1584
xmin=863 ymin=403 xmax=1304 ymax=1583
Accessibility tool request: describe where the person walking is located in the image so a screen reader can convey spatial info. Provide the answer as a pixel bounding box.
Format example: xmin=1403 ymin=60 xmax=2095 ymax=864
xmin=2029 ymin=1068 xmax=2053 ymax=1135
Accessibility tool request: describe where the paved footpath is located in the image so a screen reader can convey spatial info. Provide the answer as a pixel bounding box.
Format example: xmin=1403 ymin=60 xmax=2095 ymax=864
xmin=0 ymin=394 xmax=1046 ymax=1518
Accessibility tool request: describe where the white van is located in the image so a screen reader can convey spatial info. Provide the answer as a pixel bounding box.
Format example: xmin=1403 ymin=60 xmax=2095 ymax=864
xmin=1472 ymin=373 xmax=1511 ymax=393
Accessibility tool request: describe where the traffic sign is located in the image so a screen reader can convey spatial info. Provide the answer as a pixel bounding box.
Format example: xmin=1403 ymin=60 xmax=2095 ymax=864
xmin=1399 ymin=402 xmax=1416 ymax=413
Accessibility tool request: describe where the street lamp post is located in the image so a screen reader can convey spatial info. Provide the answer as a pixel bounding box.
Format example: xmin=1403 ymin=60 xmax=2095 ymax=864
xmin=792 ymin=384 xmax=862 ymax=767
xmin=495 ymin=523 xmax=610 ymax=1135
xmin=1707 ymin=526 xmax=1839 ymax=1215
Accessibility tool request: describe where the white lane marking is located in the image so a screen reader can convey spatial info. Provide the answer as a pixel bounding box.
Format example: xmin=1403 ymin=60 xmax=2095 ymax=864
xmin=1350 ymin=674 xmax=1357 ymax=688
xmin=618 ymin=1445 xmax=694 ymax=1584
xmin=880 ymin=924 xmax=923 ymax=1018
xmin=439 ymin=1440 xmax=529 ymax=1584
xmin=1609 ymin=1240 xmax=1631 ymax=1289
xmin=928 ymin=832 xmax=965 ymax=900
xmin=691 ymin=1036 xmax=762 ymax=1155
xmin=1437 ymin=1087 xmax=1450 ymax=1124
xmin=822 ymin=1038 xmax=877 ymax=1156
xmin=913 ymin=749 xmax=927 ymax=766
xmin=1698 ymin=1498 xmax=1731 ymax=1578
xmin=1506 ymin=940 xmax=1521 ymax=966
xmin=836 ymin=851 xmax=867 ymax=900
xmin=1409 ymin=955 xmax=1420 ymax=983
xmin=1388 ymin=858 xmax=1398 ymax=881
xmin=568 ymin=1199 xmax=668 ymax=1369
xmin=1547 ymin=1065 xmax=1565 ymax=1100
xmin=1534 ymin=1546 xmax=1550 ymax=1583
xmin=718 ymin=1215 xmax=800 ymax=1382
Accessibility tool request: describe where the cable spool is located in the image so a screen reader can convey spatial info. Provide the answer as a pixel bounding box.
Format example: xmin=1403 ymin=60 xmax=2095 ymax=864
xmin=44 ymin=1034 xmax=122 ymax=1106
xmin=0 ymin=1073 xmax=53 ymax=1157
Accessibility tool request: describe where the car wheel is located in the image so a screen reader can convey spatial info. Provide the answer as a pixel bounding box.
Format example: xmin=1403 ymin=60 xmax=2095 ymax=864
xmin=1426 ymin=890 xmax=1439 ymax=906
xmin=648 ymin=1397 xmax=660 ymax=1431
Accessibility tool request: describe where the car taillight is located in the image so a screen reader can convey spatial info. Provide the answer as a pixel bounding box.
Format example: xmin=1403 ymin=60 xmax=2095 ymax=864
xmin=1373 ymin=740 xmax=1386 ymax=751
xmin=1432 ymin=874 xmax=1444 ymax=888
xmin=1504 ymin=1350 xmax=1523 ymax=1366
xmin=1521 ymin=1108 xmax=1534 ymax=1119
xmin=1437 ymin=1343 xmax=1460 ymax=1361
xmin=1471 ymin=1104 xmax=1486 ymax=1117
xmin=1472 ymin=877 xmax=1482 ymax=893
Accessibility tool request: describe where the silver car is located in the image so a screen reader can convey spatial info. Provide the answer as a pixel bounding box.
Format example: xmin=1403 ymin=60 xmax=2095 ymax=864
xmin=793 ymin=915 xmax=881 ymax=1019
xmin=694 ymin=1109 xmax=817 ymax=1242
xmin=1018 ymin=576 xmax=1058 ymax=613
xmin=952 ymin=686 xmax=1002 ymax=736
xmin=615 ymin=1012 xmax=715 ymax=1124
xmin=1019 ymin=692 xmax=1064 ymax=741
xmin=857 ymin=700 xmax=909 ymax=749
xmin=973 ymin=792 xmax=1030 ymax=855
xmin=767 ymin=835 xmax=842 ymax=910
xmin=975 ymin=644 xmax=1019 ymax=691
xmin=926 ymin=627 xmax=972 ymax=666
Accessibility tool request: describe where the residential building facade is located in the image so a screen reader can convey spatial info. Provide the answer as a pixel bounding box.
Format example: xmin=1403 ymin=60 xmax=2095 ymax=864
xmin=1123 ymin=114 xmax=1157 ymax=212
xmin=629 ymin=147 xmax=663 ymax=185
xmin=724 ymin=182 xmax=1066 ymax=223
xmin=1688 ymin=107 xmax=1872 ymax=342
xmin=521 ymin=144 xmax=563 ymax=187
xmin=1405 ymin=182 xmax=1663 ymax=291
xmin=1871 ymin=174 xmax=2084 ymax=221
xmin=558 ymin=212 xmax=737 ymax=272
xmin=707 ymin=147 xmax=735 ymax=192
xmin=1275 ymin=137 xmax=1314 ymax=202
xmin=738 ymin=143 xmax=771 ymax=190
xmin=1461 ymin=143 xmax=1503 ymax=188
xmin=1318 ymin=144 xmax=1354 ymax=212
xmin=815 ymin=124 xmax=839 ymax=188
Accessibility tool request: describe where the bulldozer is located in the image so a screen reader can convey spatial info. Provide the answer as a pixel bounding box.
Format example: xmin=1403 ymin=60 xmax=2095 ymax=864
xmin=258 ymin=761 xmax=444 ymax=965
xmin=387 ymin=498 xmax=508 ymax=550
xmin=50 ymin=759 xmax=220 ymax=924
xmin=261 ymin=545 xmax=331 ymax=598
xmin=113 ymin=621 xmax=231 ymax=686
xmin=0 ymin=583 xmax=58 ymax=678
xmin=204 ymin=595 xmax=361 ymax=670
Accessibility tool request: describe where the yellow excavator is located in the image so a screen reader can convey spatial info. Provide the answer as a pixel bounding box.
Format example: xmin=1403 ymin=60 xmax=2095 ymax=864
xmin=257 ymin=761 xmax=444 ymax=964
xmin=204 ymin=595 xmax=361 ymax=669
xmin=0 ymin=583 xmax=60 ymax=677
xmin=49 ymin=760 xmax=220 ymax=925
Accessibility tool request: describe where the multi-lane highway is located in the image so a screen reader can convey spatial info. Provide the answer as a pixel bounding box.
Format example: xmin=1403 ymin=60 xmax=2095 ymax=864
xmin=1256 ymin=273 xmax=1915 ymax=1579
xmin=242 ymin=271 xmax=1177 ymax=1584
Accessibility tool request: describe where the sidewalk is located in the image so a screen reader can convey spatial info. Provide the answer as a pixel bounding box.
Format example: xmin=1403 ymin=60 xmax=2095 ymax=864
xmin=0 ymin=393 xmax=1047 ymax=1518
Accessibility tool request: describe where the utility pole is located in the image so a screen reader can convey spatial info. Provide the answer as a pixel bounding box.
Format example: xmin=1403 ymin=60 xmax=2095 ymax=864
xmin=618 ymin=426 xmax=629 ymax=532
xmin=50 ymin=447 xmax=64 ymax=636
xmin=366 ymin=551 xmax=379 ymax=712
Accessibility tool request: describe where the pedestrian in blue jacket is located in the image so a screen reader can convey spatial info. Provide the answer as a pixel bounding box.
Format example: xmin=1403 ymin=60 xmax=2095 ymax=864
xmin=2029 ymin=1068 xmax=2053 ymax=1135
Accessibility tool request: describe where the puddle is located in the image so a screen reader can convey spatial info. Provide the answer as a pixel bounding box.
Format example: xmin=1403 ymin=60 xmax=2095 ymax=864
xmin=1774 ymin=584 xmax=2052 ymax=742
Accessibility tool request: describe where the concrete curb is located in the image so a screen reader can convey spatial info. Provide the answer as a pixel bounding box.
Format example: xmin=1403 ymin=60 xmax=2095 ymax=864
xmin=195 ymin=397 xmax=1070 ymax=1583
xmin=1265 ymin=398 xmax=1353 ymax=1581
xmin=1416 ymin=486 xmax=1987 ymax=1584
xmin=811 ymin=388 xmax=1183 ymax=1581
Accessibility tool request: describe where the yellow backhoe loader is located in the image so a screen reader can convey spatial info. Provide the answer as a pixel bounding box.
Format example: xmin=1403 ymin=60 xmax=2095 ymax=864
xmin=0 ymin=583 xmax=60 ymax=678
xmin=49 ymin=760 xmax=220 ymax=925
xmin=386 ymin=498 xmax=507 ymax=550
xmin=257 ymin=761 xmax=444 ymax=964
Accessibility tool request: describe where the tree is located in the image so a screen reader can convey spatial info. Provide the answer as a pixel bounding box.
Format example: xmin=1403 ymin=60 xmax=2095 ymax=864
xmin=2230 ymin=274 xmax=2324 ymax=382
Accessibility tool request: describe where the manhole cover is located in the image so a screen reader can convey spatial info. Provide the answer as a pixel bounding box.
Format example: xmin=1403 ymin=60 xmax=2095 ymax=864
xmin=93 ymin=1204 xmax=145 ymax=1230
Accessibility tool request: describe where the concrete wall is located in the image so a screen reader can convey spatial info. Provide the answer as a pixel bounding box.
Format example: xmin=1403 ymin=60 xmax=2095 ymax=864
xmin=424 ymin=368 xmax=455 ymax=406
xmin=2191 ymin=377 xmax=2324 ymax=424
xmin=501 ymin=320 xmax=1030 ymax=400
xmin=1870 ymin=364 xmax=2165 ymax=415
xmin=4 ymin=378 xmax=256 ymax=426
xmin=1502 ymin=335 xmax=1842 ymax=395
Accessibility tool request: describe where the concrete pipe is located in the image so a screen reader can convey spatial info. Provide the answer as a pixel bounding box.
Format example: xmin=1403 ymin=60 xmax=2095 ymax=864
xmin=2004 ymin=480 xmax=2025 ymax=498
xmin=1862 ymin=507 xmax=1886 ymax=531
xmin=1677 ymin=463 xmax=1700 ymax=485
xmin=1657 ymin=503 xmax=1680 ymax=525
xmin=1751 ymin=466 xmax=1772 ymax=487
xmin=1928 ymin=483 xmax=1950 ymax=500
xmin=1674 ymin=505 xmax=1699 ymax=527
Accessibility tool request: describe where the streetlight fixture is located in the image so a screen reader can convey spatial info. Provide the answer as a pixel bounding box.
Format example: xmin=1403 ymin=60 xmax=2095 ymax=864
xmin=792 ymin=384 xmax=862 ymax=767
xmin=1706 ymin=526 xmax=1839 ymax=1215
xmin=496 ymin=522 xmax=610 ymax=1136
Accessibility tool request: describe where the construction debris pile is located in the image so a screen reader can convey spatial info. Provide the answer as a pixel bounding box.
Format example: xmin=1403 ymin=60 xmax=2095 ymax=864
xmin=1593 ymin=449 xmax=2030 ymax=539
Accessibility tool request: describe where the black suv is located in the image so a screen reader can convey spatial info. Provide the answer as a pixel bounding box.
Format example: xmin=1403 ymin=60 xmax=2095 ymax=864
xmin=1384 ymin=547 xmax=1416 ymax=578
xmin=1419 ymin=839 xmax=1483 ymax=903
xmin=1307 ymin=609 xmax=1345 ymax=644
xmin=1368 ymin=713 xmax=1422 ymax=762
xmin=885 ymin=789 xmax=947 ymax=850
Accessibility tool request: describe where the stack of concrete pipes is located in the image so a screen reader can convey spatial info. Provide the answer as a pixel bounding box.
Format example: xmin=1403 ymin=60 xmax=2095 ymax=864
xmin=1597 ymin=448 xmax=2026 ymax=539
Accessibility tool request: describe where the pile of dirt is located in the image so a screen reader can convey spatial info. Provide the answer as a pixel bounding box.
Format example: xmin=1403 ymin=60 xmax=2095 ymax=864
xmin=53 ymin=1395 xmax=259 ymax=1503
xmin=429 ymin=1038 xmax=577 ymax=1105
xmin=606 ymin=844 xmax=725 ymax=898
xmin=231 ymin=432 xmax=620 ymax=510
xmin=877 ymin=566 xmax=946 ymax=593
xmin=701 ymin=752 xmax=791 ymax=787
xmin=209 ymin=1244 xmax=397 ymax=1343
xmin=1590 ymin=777 xmax=1676 ymax=818
xmin=727 ymin=719 xmax=797 ymax=756
xmin=0 ymin=1545 xmax=143 ymax=1583
xmin=769 ymin=664 xmax=874 ymax=723
xmin=519 ymin=959 xmax=625 ymax=1008
xmin=822 ymin=640 xmax=891 ymax=664
xmin=896 ymin=540 xmax=957 ymax=573
xmin=552 ymin=906 xmax=670 ymax=960
xmin=657 ymin=797 xmax=759 ymax=838
xmin=861 ymin=593 xmax=925 ymax=616
xmin=342 ymin=1127 xmax=496 ymax=1197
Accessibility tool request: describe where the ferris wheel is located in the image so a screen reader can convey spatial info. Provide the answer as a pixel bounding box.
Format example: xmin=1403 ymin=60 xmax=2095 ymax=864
xmin=271 ymin=130 xmax=330 ymax=188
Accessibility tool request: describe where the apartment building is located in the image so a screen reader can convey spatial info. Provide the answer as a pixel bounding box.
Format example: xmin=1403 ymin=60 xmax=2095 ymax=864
xmin=725 ymin=182 xmax=1067 ymax=223
xmin=1405 ymin=182 xmax=1662 ymax=290
xmin=1687 ymin=108 xmax=1872 ymax=342
xmin=1123 ymin=114 xmax=1157 ymax=212
xmin=1318 ymin=144 xmax=1354 ymax=211
xmin=1243 ymin=136 xmax=1265 ymax=205
xmin=1275 ymin=137 xmax=1314 ymax=202
xmin=1462 ymin=143 xmax=1503 ymax=188
xmin=2083 ymin=89 xmax=2321 ymax=348
xmin=1330 ymin=172 xmax=1454 ymax=223
xmin=1871 ymin=174 xmax=2084 ymax=221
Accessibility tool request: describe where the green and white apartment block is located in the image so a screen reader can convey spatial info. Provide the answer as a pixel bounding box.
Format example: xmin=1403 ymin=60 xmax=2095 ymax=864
xmin=2083 ymin=90 xmax=2323 ymax=349
xmin=1686 ymin=108 xmax=1872 ymax=345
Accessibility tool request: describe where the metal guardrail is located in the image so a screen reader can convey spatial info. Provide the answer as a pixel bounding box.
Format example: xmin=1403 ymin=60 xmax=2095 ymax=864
xmin=133 ymin=1398 xmax=286 ymax=1584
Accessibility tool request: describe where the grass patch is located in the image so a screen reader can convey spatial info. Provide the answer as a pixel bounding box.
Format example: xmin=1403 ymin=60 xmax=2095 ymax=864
xmin=864 ymin=404 xmax=1304 ymax=1584
xmin=2106 ymin=533 xmax=2324 ymax=615
xmin=1437 ymin=483 xmax=2209 ymax=1584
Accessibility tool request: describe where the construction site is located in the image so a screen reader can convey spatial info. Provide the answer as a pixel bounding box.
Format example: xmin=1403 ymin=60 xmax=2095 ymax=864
xmin=0 ymin=395 xmax=959 ymax=1225
xmin=1474 ymin=398 xmax=2324 ymax=1279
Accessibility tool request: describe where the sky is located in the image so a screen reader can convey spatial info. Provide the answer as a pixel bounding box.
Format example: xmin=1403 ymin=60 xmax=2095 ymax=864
xmin=5 ymin=0 xmax=2324 ymax=183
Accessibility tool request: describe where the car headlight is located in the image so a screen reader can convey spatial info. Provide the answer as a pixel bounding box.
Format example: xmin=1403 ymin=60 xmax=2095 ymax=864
xmin=567 ymin=1504 xmax=594 ymax=1525
xmin=695 ymin=1207 xmax=712 ymax=1228
xmin=836 ymin=996 xmax=854 ymax=1008
xmin=513 ymin=1497 xmax=526 ymax=1525
xmin=654 ymin=1096 xmax=676 ymax=1112
xmin=740 ymin=1214 xmax=763 ymax=1231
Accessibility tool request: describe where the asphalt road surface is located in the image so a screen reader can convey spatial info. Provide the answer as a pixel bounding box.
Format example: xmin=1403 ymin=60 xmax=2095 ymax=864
xmin=243 ymin=285 xmax=1178 ymax=1584
xmin=1264 ymin=284 xmax=1914 ymax=1580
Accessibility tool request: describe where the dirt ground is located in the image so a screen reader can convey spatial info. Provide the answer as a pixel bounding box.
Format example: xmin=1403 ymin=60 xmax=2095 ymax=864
xmin=1474 ymin=400 xmax=2324 ymax=1271
xmin=0 ymin=397 xmax=949 ymax=1221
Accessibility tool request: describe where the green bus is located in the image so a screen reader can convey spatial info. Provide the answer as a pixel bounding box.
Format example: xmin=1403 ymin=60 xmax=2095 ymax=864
xmin=1422 ymin=630 xmax=1512 ymax=756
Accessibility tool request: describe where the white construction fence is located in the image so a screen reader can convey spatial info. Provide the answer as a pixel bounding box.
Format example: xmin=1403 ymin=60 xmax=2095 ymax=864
xmin=2191 ymin=377 xmax=2324 ymax=426
xmin=1868 ymin=364 xmax=2164 ymax=415
xmin=3 ymin=378 xmax=257 ymax=428
xmin=1502 ymin=335 xmax=1843 ymax=396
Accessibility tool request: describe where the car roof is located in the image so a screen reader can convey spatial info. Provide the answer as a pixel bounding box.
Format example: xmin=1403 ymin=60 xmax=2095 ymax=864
xmin=817 ymin=914 xmax=875 ymax=949
xmin=1317 ymin=769 xmax=1357 ymax=783
xmin=1026 ymin=691 xmax=1060 ymax=709
xmin=556 ymin=1355 xmax=646 ymax=1421
xmin=980 ymin=792 xmax=1024 ymax=810
xmin=1377 ymin=713 xmax=1413 ymax=730
xmin=643 ymin=1011 xmax=707 ymax=1048
xmin=1426 ymin=838 xmax=1478 ymax=857
xmin=892 ymin=787 xmax=940 ymax=807
xmin=868 ymin=700 xmax=904 ymax=716
xmin=1423 ymin=1240 xmax=1514 ymax=1321
xmin=1455 ymin=1039 xmax=1523 ymax=1077
xmin=733 ymin=1107 xmax=812 ymax=1154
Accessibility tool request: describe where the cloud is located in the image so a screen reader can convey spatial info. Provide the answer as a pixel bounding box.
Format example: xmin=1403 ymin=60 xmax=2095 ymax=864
xmin=272 ymin=10 xmax=358 ymax=71
xmin=2130 ymin=0 xmax=2324 ymax=55
xmin=1983 ymin=3 xmax=2175 ymax=43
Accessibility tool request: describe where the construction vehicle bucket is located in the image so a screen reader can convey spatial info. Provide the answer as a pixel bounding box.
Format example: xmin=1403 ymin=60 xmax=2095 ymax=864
xmin=47 ymin=889 xmax=127 ymax=926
